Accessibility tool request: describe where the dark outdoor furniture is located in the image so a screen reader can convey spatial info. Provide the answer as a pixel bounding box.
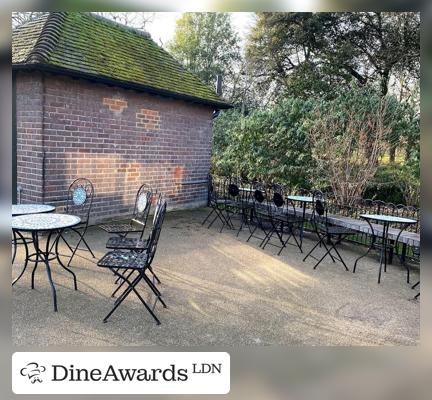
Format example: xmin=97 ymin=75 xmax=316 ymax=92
xmin=202 ymin=177 xmax=234 ymax=232
xmin=97 ymin=200 xmax=167 ymax=325
xmin=107 ymin=193 xmax=164 ymax=285
xmin=12 ymin=204 xmax=56 ymax=267
xmin=105 ymin=189 xmax=153 ymax=250
xmin=303 ymin=192 xmax=355 ymax=270
xmin=232 ymin=179 xmax=255 ymax=236
xmin=12 ymin=213 xmax=81 ymax=311
xmin=206 ymin=176 xmax=420 ymax=286
xmin=410 ymin=246 xmax=420 ymax=299
xmin=246 ymin=184 xmax=273 ymax=245
xmin=286 ymin=194 xmax=314 ymax=250
xmin=353 ymin=214 xmax=417 ymax=284
xmin=100 ymin=183 xmax=153 ymax=237
xmin=60 ymin=178 xmax=95 ymax=267
xmin=412 ymin=281 xmax=420 ymax=299
xmin=261 ymin=185 xmax=303 ymax=255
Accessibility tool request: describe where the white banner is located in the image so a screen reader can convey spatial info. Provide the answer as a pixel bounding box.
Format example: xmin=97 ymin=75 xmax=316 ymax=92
xmin=12 ymin=352 xmax=230 ymax=394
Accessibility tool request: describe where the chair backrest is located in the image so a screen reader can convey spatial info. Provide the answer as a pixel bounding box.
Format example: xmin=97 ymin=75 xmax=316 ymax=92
xmin=146 ymin=199 xmax=167 ymax=266
xmin=152 ymin=192 xmax=164 ymax=225
xmin=66 ymin=178 xmax=94 ymax=225
xmin=253 ymin=182 xmax=266 ymax=206
xmin=312 ymin=190 xmax=328 ymax=231
xmin=268 ymin=184 xmax=285 ymax=214
xmin=227 ymin=178 xmax=240 ymax=200
xmin=132 ymin=184 xmax=153 ymax=227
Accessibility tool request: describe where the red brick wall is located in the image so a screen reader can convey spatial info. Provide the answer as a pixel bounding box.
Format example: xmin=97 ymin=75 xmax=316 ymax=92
xmin=16 ymin=71 xmax=214 ymax=222
xmin=16 ymin=71 xmax=44 ymax=203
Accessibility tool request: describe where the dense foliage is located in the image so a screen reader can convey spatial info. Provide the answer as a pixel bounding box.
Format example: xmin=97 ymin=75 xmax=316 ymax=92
xmin=212 ymin=98 xmax=316 ymax=188
xmin=167 ymin=13 xmax=240 ymax=89
xmin=213 ymin=86 xmax=420 ymax=205
xmin=246 ymin=12 xmax=420 ymax=101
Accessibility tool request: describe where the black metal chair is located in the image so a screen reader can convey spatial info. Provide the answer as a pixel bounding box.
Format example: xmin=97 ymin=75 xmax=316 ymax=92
xmin=100 ymin=184 xmax=153 ymax=237
xmin=246 ymin=183 xmax=276 ymax=246
xmin=261 ymin=184 xmax=303 ymax=255
xmin=61 ymin=178 xmax=95 ymax=267
xmin=303 ymin=192 xmax=354 ymax=270
xmin=97 ymin=199 xmax=168 ymax=325
xmin=203 ymin=176 xmax=234 ymax=232
xmin=221 ymin=178 xmax=254 ymax=235
xmin=105 ymin=189 xmax=153 ymax=250
xmin=106 ymin=192 xmax=163 ymax=285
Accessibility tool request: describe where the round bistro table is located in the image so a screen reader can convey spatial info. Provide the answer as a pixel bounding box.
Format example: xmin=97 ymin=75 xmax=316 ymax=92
xmin=353 ymin=214 xmax=417 ymax=284
xmin=12 ymin=204 xmax=56 ymax=270
xmin=12 ymin=204 xmax=55 ymax=216
xmin=12 ymin=213 xmax=81 ymax=312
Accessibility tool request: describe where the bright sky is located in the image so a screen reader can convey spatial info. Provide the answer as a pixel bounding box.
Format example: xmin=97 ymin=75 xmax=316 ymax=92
xmin=145 ymin=12 xmax=255 ymax=48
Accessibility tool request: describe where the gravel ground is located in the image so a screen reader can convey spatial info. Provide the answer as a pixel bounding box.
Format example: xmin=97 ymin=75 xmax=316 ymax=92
xmin=12 ymin=208 xmax=420 ymax=346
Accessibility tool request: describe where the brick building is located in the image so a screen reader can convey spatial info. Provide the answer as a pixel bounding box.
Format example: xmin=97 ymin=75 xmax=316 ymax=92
xmin=12 ymin=12 xmax=230 ymax=222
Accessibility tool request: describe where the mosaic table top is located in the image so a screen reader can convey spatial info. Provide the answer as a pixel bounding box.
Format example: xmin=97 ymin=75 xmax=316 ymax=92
xmin=12 ymin=204 xmax=55 ymax=216
xmin=12 ymin=213 xmax=81 ymax=231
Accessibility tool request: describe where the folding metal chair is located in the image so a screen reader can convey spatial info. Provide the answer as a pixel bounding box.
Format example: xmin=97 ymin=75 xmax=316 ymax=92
xmin=106 ymin=193 xmax=163 ymax=285
xmin=303 ymin=192 xmax=354 ymax=270
xmin=97 ymin=200 xmax=168 ymax=325
xmin=104 ymin=189 xmax=153 ymax=249
xmin=60 ymin=178 xmax=95 ymax=267
xmin=203 ymin=177 xmax=234 ymax=232
xmin=261 ymin=185 xmax=303 ymax=255
xmin=99 ymin=183 xmax=153 ymax=237
xmin=246 ymin=183 xmax=273 ymax=244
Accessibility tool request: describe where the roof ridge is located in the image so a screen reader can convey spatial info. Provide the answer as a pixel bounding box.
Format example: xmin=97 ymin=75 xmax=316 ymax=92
xmin=84 ymin=12 xmax=151 ymax=39
xmin=27 ymin=12 xmax=67 ymax=63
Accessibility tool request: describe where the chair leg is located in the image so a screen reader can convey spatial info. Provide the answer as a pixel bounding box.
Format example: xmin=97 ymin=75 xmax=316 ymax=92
xmin=303 ymin=236 xmax=324 ymax=262
xmin=55 ymin=232 xmax=78 ymax=290
xmin=246 ymin=225 xmax=258 ymax=242
xmin=328 ymin=239 xmax=349 ymax=271
xmin=147 ymin=266 xmax=161 ymax=284
xmin=143 ymin=273 xmax=167 ymax=308
xmin=111 ymin=269 xmax=135 ymax=297
xmin=202 ymin=208 xmax=215 ymax=225
xmin=80 ymin=236 xmax=96 ymax=258
xmin=104 ymin=269 xmax=161 ymax=325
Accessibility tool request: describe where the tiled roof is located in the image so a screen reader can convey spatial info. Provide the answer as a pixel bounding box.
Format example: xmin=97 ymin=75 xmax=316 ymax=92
xmin=12 ymin=12 xmax=231 ymax=108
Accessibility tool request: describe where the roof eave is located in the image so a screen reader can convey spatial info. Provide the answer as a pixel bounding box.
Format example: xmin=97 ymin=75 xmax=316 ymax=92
xmin=12 ymin=63 xmax=233 ymax=109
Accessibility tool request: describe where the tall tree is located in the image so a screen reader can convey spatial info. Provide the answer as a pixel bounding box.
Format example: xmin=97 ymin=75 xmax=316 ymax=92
xmin=168 ymin=13 xmax=241 ymax=95
xmin=246 ymin=12 xmax=420 ymax=101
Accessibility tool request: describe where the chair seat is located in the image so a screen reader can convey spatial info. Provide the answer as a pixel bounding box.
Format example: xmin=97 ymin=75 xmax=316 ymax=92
xmin=99 ymin=223 xmax=142 ymax=234
xmin=106 ymin=236 xmax=149 ymax=250
xmin=97 ymin=250 xmax=148 ymax=270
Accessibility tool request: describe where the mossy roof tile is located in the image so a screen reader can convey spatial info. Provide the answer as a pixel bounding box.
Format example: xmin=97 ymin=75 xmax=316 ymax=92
xmin=12 ymin=12 xmax=231 ymax=108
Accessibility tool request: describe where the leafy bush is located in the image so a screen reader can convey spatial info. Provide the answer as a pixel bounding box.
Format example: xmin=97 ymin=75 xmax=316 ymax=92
xmin=212 ymin=98 xmax=316 ymax=189
xmin=212 ymin=86 xmax=419 ymax=205
xmin=364 ymin=159 xmax=420 ymax=206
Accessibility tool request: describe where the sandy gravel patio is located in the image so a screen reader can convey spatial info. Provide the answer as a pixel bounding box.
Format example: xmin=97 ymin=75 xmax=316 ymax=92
xmin=12 ymin=208 xmax=419 ymax=346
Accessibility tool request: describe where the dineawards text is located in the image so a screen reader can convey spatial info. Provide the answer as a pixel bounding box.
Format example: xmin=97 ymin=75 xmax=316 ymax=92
xmin=51 ymin=364 xmax=189 ymax=382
